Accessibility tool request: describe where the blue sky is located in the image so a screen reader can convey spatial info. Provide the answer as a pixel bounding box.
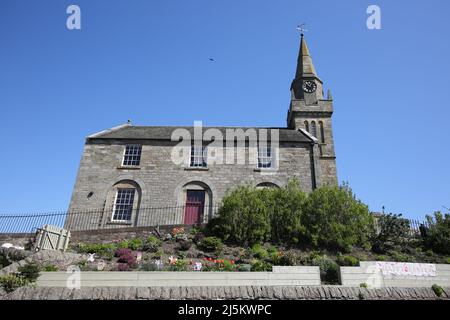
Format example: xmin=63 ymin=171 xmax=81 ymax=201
xmin=0 ymin=0 xmax=449 ymax=219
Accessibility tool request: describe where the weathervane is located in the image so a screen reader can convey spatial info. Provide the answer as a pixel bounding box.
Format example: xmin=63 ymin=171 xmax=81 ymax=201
xmin=296 ymin=23 xmax=308 ymax=37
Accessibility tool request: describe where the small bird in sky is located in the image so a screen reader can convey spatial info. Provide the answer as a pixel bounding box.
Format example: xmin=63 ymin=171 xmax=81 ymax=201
xmin=209 ymin=58 xmax=215 ymax=62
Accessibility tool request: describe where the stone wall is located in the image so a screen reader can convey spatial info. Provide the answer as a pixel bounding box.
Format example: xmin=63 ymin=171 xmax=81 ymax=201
xmin=67 ymin=140 xmax=317 ymax=230
xmin=1 ymin=285 xmax=448 ymax=300
xmin=340 ymin=261 xmax=450 ymax=288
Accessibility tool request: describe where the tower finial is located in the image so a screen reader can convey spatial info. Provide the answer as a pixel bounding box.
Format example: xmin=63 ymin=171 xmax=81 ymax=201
xmin=296 ymin=23 xmax=308 ymax=37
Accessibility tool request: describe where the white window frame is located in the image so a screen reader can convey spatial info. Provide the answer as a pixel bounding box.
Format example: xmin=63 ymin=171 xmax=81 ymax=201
xmin=189 ymin=145 xmax=208 ymax=168
xmin=111 ymin=188 xmax=135 ymax=222
xmin=122 ymin=144 xmax=142 ymax=167
xmin=257 ymin=146 xmax=274 ymax=169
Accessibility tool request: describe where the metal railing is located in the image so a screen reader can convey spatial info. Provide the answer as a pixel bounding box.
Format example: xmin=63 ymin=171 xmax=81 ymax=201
xmin=0 ymin=206 xmax=430 ymax=236
xmin=0 ymin=205 xmax=220 ymax=234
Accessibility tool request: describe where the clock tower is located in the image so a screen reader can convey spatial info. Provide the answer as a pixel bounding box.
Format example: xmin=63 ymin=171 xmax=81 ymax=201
xmin=287 ymin=34 xmax=338 ymax=185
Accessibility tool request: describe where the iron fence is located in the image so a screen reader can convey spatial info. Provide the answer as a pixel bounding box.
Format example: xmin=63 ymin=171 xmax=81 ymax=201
xmin=0 ymin=205 xmax=220 ymax=234
xmin=0 ymin=207 xmax=430 ymax=236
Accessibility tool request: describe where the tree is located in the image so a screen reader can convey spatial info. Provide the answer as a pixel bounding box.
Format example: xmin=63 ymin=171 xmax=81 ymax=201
xmin=422 ymin=211 xmax=450 ymax=255
xmin=302 ymin=184 xmax=374 ymax=251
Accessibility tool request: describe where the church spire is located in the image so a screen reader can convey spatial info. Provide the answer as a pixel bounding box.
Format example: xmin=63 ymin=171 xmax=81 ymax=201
xmin=295 ymin=34 xmax=318 ymax=79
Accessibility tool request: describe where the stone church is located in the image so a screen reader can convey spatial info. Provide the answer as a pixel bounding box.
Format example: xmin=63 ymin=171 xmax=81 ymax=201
xmin=65 ymin=35 xmax=337 ymax=230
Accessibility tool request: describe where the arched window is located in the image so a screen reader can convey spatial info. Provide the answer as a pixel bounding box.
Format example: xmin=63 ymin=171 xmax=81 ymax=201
xmin=310 ymin=121 xmax=317 ymax=138
xmin=256 ymin=182 xmax=280 ymax=189
xmin=319 ymin=121 xmax=325 ymax=143
xmin=105 ymin=180 xmax=141 ymax=224
xmin=304 ymin=121 xmax=309 ymax=133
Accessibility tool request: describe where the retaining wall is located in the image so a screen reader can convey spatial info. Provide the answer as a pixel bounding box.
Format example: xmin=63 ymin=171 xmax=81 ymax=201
xmin=37 ymin=267 xmax=321 ymax=287
xmin=340 ymin=261 xmax=450 ymax=288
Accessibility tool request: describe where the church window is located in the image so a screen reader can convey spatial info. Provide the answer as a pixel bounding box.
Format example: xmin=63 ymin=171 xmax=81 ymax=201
xmin=310 ymin=121 xmax=317 ymax=138
xmin=319 ymin=121 xmax=325 ymax=143
xmin=304 ymin=121 xmax=309 ymax=132
xmin=122 ymin=144 xmax=142 ymax=166
xmin=112 ymin=188 xmax=135 ymax=222
xmin=257 ymin=146 xmax=273 ymax=169
xmin=190 ymin=145 xmax=207 ymax=168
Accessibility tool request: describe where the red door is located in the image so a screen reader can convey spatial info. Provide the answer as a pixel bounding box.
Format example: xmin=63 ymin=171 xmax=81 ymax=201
xmin=184 ymin=190 xmax=205 ymax=225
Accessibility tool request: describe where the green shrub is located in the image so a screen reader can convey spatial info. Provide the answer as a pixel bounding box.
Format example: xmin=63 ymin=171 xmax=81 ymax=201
xmin=117 ymin=240 xmax=130 ymax=249
xmin=77 ymin=243 xmax=116 ymax=259
xmin=251 ymin=260 xmax=272 ymax=272
xmin=432 ymin=284 xmax=444 ymax=297
xmin=208 ymin=185 xmax=271 ymax=245
xmin=360 ymin=283 xmax=368 ymax=288
xmin=311 ymin=255 xmax=339 ymax=284
xmin=177 ymin=240 xmax=192 ymax=251
xmin=197 ymin=236 xmax=223 ymax=252
xmin=251 ymin=244 xmax=268 ymax=260
xmin=128 ymin=238 xmax=144 ymax=251
xmin=445 ymin=257 xmax=450 ymax=264
xmin=375 ymin=255 xmax=387 ymax=261
xmin=303 ymin=184 xmax=374 ymax=251
xmin=238 ymin=264 xmax=252 ymax=272
xmin=390 ymin=251 xmax=414 ymax=262
xmin=270 ymin=251 xmax=298 ymax=266
xmin=43 ymin=264 xmax=59 ymax=272
xmin=143 ymin=235 xmax=162 ymax=252
xmin=336 ymin=254 xmax=359 ymax=267
xmin=0 ymin=274 xmax=28 ymax=293
xmin=371 ymin=213 xmax=411 ymax=253
xmin=423 ymin=212 xmax=450 ymax=255
xmin=167 ymin=260 xmax=188 ymax=272
xmin=18 ymin=263 xmax=40 ymax=282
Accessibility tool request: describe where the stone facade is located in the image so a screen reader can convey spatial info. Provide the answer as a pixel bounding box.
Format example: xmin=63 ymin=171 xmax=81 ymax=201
xmin=66 ymin=35 xmax=338 ymax=230
xmin=2 ymin=285 xmax=448 ymax=300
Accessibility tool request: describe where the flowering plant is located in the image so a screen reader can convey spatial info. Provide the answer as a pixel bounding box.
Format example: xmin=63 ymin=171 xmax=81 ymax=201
xmin=171 ymin=227 xmax=185 ymax=237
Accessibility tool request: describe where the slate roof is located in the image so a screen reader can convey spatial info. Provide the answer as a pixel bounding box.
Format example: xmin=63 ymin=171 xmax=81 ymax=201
xmin=87 ymin=124 xmax=313 ymax=143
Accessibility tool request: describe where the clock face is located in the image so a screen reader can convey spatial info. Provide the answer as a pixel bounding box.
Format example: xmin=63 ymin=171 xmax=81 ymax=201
xmin=302 ymin=80 xmax=317 ymax=93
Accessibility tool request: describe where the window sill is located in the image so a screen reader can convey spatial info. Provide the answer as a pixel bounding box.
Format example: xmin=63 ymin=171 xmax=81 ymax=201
xmin=254 ymin=168 xmax=278 ymax=172
xmin=184 ymin=167 xmax=209 ymax=171
xmin=117 ymin=166 xmax=141 ymax=170
xmin=106 ymin=221 xmax=133 ymax=226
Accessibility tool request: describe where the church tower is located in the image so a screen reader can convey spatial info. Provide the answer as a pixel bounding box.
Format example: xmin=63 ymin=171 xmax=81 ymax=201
xmin=287 ymin=34 xmax=338 ymax=185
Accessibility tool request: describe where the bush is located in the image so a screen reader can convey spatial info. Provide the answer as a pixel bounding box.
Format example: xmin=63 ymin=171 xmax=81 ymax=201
xmin=310 ymin=254 xmax=339 ymax=284
xmin=251 ymin=260 xmax=272 ymax=272
xmin=197 ymin=237 xmax=223 ymax=252
xmin=177 ymin=240 xmax=192 ymax=251
xmin=336 ymin=254 xmax=359 ymax=267
xmin=390 ymin=251 xmax=414 ymax=262
xmin=432 ymin=284 xmax=444 ymax=297
xmin=0 ymin=274 xmax=28 ymax=293
xmin=360 ymin=283 xmax=368 ymax=288
xmin=371 ymin=213 xmax=411 ymax=253
xmin=303 ymin=184 xmax=374 ymax=251
xmin=143 ymin=235 xmax=162 ymax=253
xmin=423 ymin=212 xmax=450 ymax=255
xmin=251 ymin=244 xmax=268 ymax=260
xmin=128 ymin=238 xmax=144 ymax=251
xmin=18 ymin=263 xmax=40 ymax=283
xmin=207 ymin=182 xmax=373 ymax=251
xmin=115 ymin=248 xmax=132 ymax=258
xmin=208 ymin=185 xmax=271 ymax=245
xmin=77 ymin=243 xmax=116 ymax=259
xmin=270 ymin=251 xmax=298 ymax=266
xmin=167 ymin=260 xmax=188 ymax=272
xmin=43 ymin=264 xmax=59 ymax=272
